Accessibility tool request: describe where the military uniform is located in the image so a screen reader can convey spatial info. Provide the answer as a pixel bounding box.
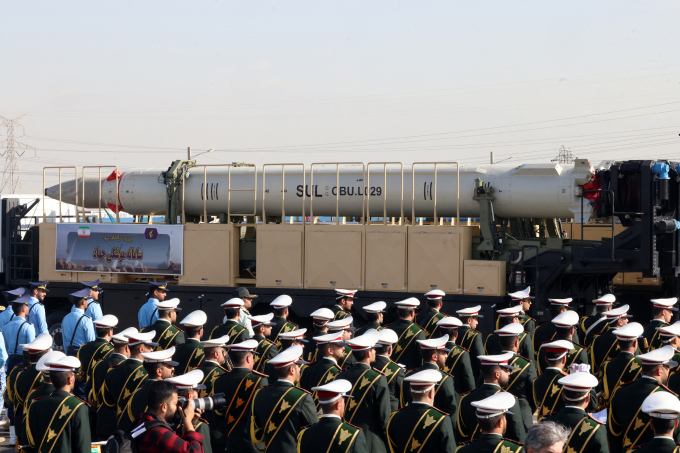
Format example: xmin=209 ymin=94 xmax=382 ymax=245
xmin=599 ymin=351 xmax=642 ymax=406
xmin=400 ymin=363 xmax=458 ymax=433
xmin=458 ymin=325 xmax=484 ymax=379
xmin=302 ymin=328 xmax=326 ymax=362
xmin=641 ymin=319 xmax=668 ymax=353
xmin=373 ymin=354 xmax=404 ymax=411
xmin=77 ymin=337 xmax=113 ymax=380
xmin=298 ymin=415 xmax=369 ymax=453
xmin=299 ymin=357 xmax=342 ymax=407
xmin=88 ymin=352 xmax=126 ymax=408
xmin=457 ymin=433 xmax=523 ymax=453
xmin=251 ymin=380 xmax=318 ymax=453
xmin=416 ymin=308 xmax=447 ymax=339
xmin=504 ymin=353 xmax=537 ymax=431
xmin=582 ymin=314 xmax=609 ymax=348
xmin=484 ymin=332 xmax=535 ymax=363
xmin=331 ymin=305 xmax=352 ymax=323
xmin=590 ymin=329 xmax=620 ymax=377
xmin=211 ymin=319 xmax=250 ymax=344
xmin=495 ymin=313 xmax=535 ymax=338
xmin=172 ymin=338 xmax=205 ymax=375
xmin=141 ymin=318 xmax=185 ymax=350
xmin=267 ymin=316 xmax=298 ymax=344
xmin=457 ymin=383 xmax=526 ymax=443
xmin=174 ymin=418 xmax=213 ymax=453
xmin=337 ymin=362 xmax=392 ymax=453
xmin=197 ymin=360 xmax=229 ymax=398
xmin=443 ymin=341 xmax=476 ymax=395
xmin=532 ymin=367 xmax=568 ymax=421
xmin=532 ymin=322 xmax=581 ymax=351
xmin=26 ymin=389 xmax=91 ymax=453
xmin=387 ymin=403 xmax=457 ymax=453
xmin=385 ymin=319 xmax=426 ymax=370
xmin=355 ymin=321 xmax=382 ymax=338
xmin=546 ymin=407 xmax=608 ymax=453
xmin=19 ymin=380 xmax=55 ymax=447
xmin=626 ymin=436 xmax=680 ymax=453
xmin=252 ymin=334 xmax=279 ymax=374
xmin=536 ymin=340 xmax=588 ymax=374
xmin=117 ymin=377 xmax=153 ymax=431
xmin=98 ymin=357 xmax=147 ymax=437
xmin=13 ymin=362 xmax=44 ymax=446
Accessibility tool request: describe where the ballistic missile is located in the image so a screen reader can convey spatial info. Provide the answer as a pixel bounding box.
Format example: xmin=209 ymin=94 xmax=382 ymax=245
xmin=45 ymin=159 xmax=596 ymax=221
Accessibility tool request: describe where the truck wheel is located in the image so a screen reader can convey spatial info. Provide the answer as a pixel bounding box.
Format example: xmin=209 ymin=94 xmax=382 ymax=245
xmin=47 ymin=309 xmax=69 ymax=352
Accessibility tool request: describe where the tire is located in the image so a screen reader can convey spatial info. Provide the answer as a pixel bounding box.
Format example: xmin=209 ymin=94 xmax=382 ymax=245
xmin=47 ymin=309 xmax=69 ymax=353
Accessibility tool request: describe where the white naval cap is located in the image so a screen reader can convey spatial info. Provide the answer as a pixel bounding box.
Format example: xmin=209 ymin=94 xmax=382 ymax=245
xmin=180 ymin=310 xmax=207 ymax=327
xmin=456 ymin=305 xmax=483 ymax=318
xmin=557 ymin=372 xmax=599 ymax=392
xmin=125 ymin=330 xmax=158 ymax=347
xmin=313 ymin=331 xmax=345 ymax=345
xmin=495 ymin=323 xmax=524 ymax=337
xmin=335 ymin=289 xmax=357 ymax=299
xmin=279 ymin=328 xmax=308 ymax=342
xmin=93 ymin=314 xmax=118 ymax=328
xmin=508 ymin=286 xmax=532 ymax=300
xmin=437 ymin=317 xmax=463 ymax=329
xmin=362 ymin=301 xmax=387 ymax=313
xmin=269 ymin=344 xmax=306 ymax=368
xmin=642 ymin=391 xmax=680 ymax=419
xmin=46 ymin=355 xmax=81 ymax=372
xmin=417 ymin=335 xmax=450 ymax=351
xmin=376 ymin=328 xmax=399 ymax=346
xmin=345 ymin=329 xmax=380 ymax=351
xmin=613 ymin=322 xmax=644 ymax=340
xmin=310 ymin=308 xmax=335 ymax=322
xmin=270 ymin=295 xmax=293 ymax=308
xmin=226 ymin=339 xmax=259 ymax=352
xmin=312 ymin=379 xmax=353 ymax=404
xmin=551 ymin=310 xmax=579 ymax=328
xmin=21 ymin=332 xmax=53 ymax=353
xmin=201 ymin=335 xmax=230 ymax=348
xmin=404 ymin=369 xmax=442 ymax=393
xmin=154 ymin=298 xmax=182 ymax=310
xmin=637 ymin=345 xmax=678 ymax=367
xmin=496 ymin=305 xmax=523 ymax=317
xmin=248 ymin=313 xmax=276 ymax=328
xmin=166 ymin=369 xmax=206 ymax=390
xmin=326 ymin=316 xmax=356 ymax=331
xmin=593 ymin=294 xmax=616 ymax=305
xmin=471 ymin=392 xmax=516 ymax=418
xmin=542 ymin=340 xmax=574 ymax=360
xmin=478 ymin=352 xmax=516 ymax=370
xmin=394 ymin=297 xmax=420 ymax=309
xmin=37 ymin=350 xmax=66 ymax=372
xmin=603 ymin=304 xmax=630 ymax=322
xmin=221 ymin=298 xmax=244 ymax=308
xmin=112 ymin=327 xmax=138 ymax=344
xmin=658 ymin=323 xmax=680 ymax=343
xmin=425 ymin=289 xmax=445 ymax=300
xmin=548 ymin=298 xmax=572 ymax=306
xmin=651 ymin=297 xmax=679 ymax=311
xmin=141 ymin=347 xmax=179 ymax=366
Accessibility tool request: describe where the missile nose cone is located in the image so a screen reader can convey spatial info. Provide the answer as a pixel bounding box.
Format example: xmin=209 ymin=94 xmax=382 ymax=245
xmin=45 ymin=176 xmax=106 ymax=209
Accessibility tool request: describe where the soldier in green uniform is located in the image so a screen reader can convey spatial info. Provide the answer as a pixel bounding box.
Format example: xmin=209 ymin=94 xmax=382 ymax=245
xmin=298 ymin=379 xmax=369 ymax=453
xmin=197 ymin=335 xmax=230 ymax=398
xmin=532 ymin=340 xmax=571 ymax=421
xmin=598 ymin=322 xmax=644 ymax=407
xmin=210 ymin=298 xmax=250 ymax=344
xmin=416 ymin=290 xmax=448 ymax=338
xmin=497 ymin=287 xmax=535 ymax=338
xmin=456 ymin=305 xmax=485 ymax=381
xmin=337 ymin=329 xmax=392 ymax=453
xmin=251 ymin=344 xmax=317 ymax=453
xmin=141 ymin=298 xmax=185 ymax=351
xmin=264 ymin=328 xmax=308 ymax=381
xmin=98 ymin=329 xmax=157 ymax=438
xmin=608 ymin=345 xmax=680 ymax=453
xmin=399 ymin=334 xmax=458 ymax=434
xmin=373 ymin=328 xmax=405 ymax=411
xmin=545 ymin=372 xmax=608 ymax=453
xmin=326 ymin=316 xmax=358 ymax=369
xmin=332 ymin=289 xmax=356 ymax=326
xmin=212 ymin=339 xmax=269 ymax=452
xmin=303 ymin=307 xmax=334 ymax=361
xmin=385 ymin=297 xmax=427 ymax=370
xmin=641 ymin=298 xmax=677 ymax=354
xmin=590 ymin=304 xmax=631 ymax=377
xmin=77 ymin=314 xmax=116 ymax=385
xmin=456 ymin=391 xmax=521 ymax=453
xmin=629 ymin=392 xmax=680 ymax=453
xmin=167 ymin=369 xmax=214 ymax=453
xmin=536 ymin=310 xmax=588 ymax=374
xmin=657 ymin=324 xmax=680 ymax=376
xmin=299 ymin=331 xmax=344 ymax=407
xmin=457 ymin=352 xmax=526 ymax=444
xmin=581 ymin=294 xmax=616 ymax=348
xmin=355 ymin=301 xmax=386 ymax=337
xmin=388 ymin=369 xmax=457 ymax=453
xmin=173 ymin=310 xmax=207 ymax=375
xmin=533 ymin=298 xmax=581 ymax=350
xmin=26 ymin=356 xmax=91 ymax=453
xmin=268 ymin=294 xmax=299 ymax=345
xmin=248 ymin=313 xmax=279 ymax=373
xmin=117 ymin=346 xmax=177 ymax=431
xmin=485 ymin=306 xmax=535 ymax=363
xmin=436 ymin=316 xmax=476 ymax=394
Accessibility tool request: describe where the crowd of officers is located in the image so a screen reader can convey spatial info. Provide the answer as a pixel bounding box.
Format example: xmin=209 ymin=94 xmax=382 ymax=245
xmin=4 ymin=282 xmax=680 ymax=453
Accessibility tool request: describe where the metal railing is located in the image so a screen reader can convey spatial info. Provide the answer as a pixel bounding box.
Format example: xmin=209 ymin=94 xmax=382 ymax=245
xmin=411 ymin=162 xmax=460 ymax=226
xmin=262 ymin=163 xmax=306 ymax=225
xmin=81 ymin=166 xmax=120 ymax=223
xmin=310 ymin=163 xmax=366 ymax=225
xmin=367 ymin=162 xmax=404 ymax=225
xmin=42 ymin=167 xmax=79 ymax=223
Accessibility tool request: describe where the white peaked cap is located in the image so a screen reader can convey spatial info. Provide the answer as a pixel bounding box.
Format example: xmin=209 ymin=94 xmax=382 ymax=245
xmin=404 ymin=369 xmax=442 ymax=393
xmin=221 ymin=298 xmax=244 ymax=308
xmin=141 ymin=347 xmax=179 ymax=366
xmin=508 ymin=286 xmax=531 ymax=300
xmin=417 ymin=335 xmax=450 ymax=351
xmin=593 ymin=294 xmax=616 ymax=305
xmin=456 ymin=305 xmax=483 ymax=318
xmin=603 ymin=304 xmax=630 ymax=321
xmin=472 ymin=392 xmax=516 ymax=418
xmin=557 ymin=372 xmax=598 ymax=391
xmin=278 ymin=328 xmax=308 ymax=342
xmin=478 ymin=352 xmax=516 ymax=370
xmin=548 ymin=298 xmax=572 ymax=306
xmin=657 ymin=323 xmax=680 ymax=341
xmin=21 ymin=332 xmax=53 ymax=353
xmin=312 ymin=379 xmax=353 ymax=404
xmin=201 ymin=335 xmax=230 ymax=348
xmin=94 ymin=315 xmax=119 ymax=328
xmin=496 ymin=305 xmax=523 ymax=317
xmin=345 ymin=329 xmax=380 ymax=351
xmin=377 ymin=329 xmax=399 ymax=346
xmin=46 ymin=355 xmax=81 ymax=372
xmin=37 ymin=351 xmax=66 ymax=372
xmin=326 ymin=316 xmax=355 ymax=331
xmin=248 ymin=313 xmax=276 ymax=327
xmin=437 ymin=317 xmax=463 ymax=328
xmin=637 ymin=345 xmax=678 ymax=367
xmin=394 ymin=297 xmax=420 ymax=308
xmin=651 ymin=297 xmax=679 ymax=311
xmin=125 ymin=330 xmax=158 ymax=346
xmin=314 ymin=331 xmax=345 ymax=345
xmin=642 ymin=391 xmax=680 ymax=419
xmin=335 ymin=289 xmax=357 ymax=299
xmin=542 ymin=340 xmax=574 ymax=361
xmin=166 ymin=369 xmax=206 ymax=390
xmin=112 ymin=327 xmax=138 ymax=343
xmin=154 ymin=298 xmax=182 ymax=310
xmin=270 ymin=295 xmax=293 ymax=308
xmin=226 ymin=339 xmax=259 ymax=352
xmin=269 ymin=344 xmax=306 ymax=368
xmin=552 ymin=310 xmax=579 ymax=328
xmin=362 ymin=301 xmax=386 ymax=313
xmin=310 ymin=308 xmax=335 ymax=322
xmin=180 ymin=310 xmax=207 ymax=327
xmin=613 ymin=322 xmax=644 ymax=340
xmin=425 ymin=289 xmax=445 ymax=299
xmin=495 ymin=323 xmax=524 ymax=337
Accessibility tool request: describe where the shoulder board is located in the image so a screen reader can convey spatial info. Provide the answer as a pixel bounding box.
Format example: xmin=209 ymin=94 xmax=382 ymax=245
xmin=174 ymin=326 xmax=184 ymax=333
xmin=573 ymin=342 xmax=585 ymax=348
xmin=415 ymin=309 xmax=424 ymax=315
xmin=660 ymin=383 xmax=678 ymax=396
xmin=371 ymin=367 xmax=385 ymax=376
xmin=428 ymin=406 xmax=449 ymax=416
xmin=110 ymin=363 xmax=122 ymax=368
xmin=295 ymin=386 xmax=312 ymax=394
xmin=343 ymin=421 xmax=362 ymax=430
xmin=300 ymin=423 xmax=315 ymax=430
xmin=250 ymin=371 xmax=269 ymax=378
xmin=587 ymin=414 xmax=605 ymax=424
xmin=458 ymin=440 xmax=474 ymax=446
xmin=199 ymin=417 xmax=209 ymax=425
xmin=333 ymin=364 xmax=342 ymax=370
xmin=33 ymin=395 xmax=49 ymax=402
xmin=455 ymin=344 xmax=470 ymax=352
xmin=266 ymin=339 xmax=276 ymax=345
xmin=536 ymin=322 xmax=547 ymax=328
xmin=440 ymin=370 xmax=454 ymax=378
xmin=259 ymin=384 xmax=273 ymax=389
xmin=619 ymin=380 xmax=636 ymax=387
xmin=414 ymin=323 xmax=425 ymax=330
xmin=560 ymin=371 xmax=568 ymax=376
xmin=217 ymin=365 xmax=230 ymax=373
xmin=74 ymin=396 xmax=90 ymax=407
xmin=628 ymin=444 xmax=647 ymax=452
xmin=303 ymin=332 xmax=314 ymax=338
xmin=503 ymin=438 xmax=524 ymax=446
xmin=306 ymin=361 xmax=319 ymax=366
xmin=459 ymin=390 xmax=473 ymax=396
xmin=289 ymin=321 xmax=299 ymax=327
xmin=517 ymin=354 xmax=531 ymax=362
xmin=383 ymin=322 xmax=395 ymax=327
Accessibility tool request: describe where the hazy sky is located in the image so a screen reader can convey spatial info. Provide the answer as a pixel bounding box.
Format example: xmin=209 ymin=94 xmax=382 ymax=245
xmin=1 ymin=1 xmax=679 ymax=193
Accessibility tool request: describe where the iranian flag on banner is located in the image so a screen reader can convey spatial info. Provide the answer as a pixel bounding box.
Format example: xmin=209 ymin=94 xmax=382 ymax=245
xmin=77 ymin=226 xmax=91 ymax=238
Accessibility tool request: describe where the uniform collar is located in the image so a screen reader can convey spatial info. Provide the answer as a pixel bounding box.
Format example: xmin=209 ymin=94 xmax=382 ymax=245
xmin=546 ymin=367 xmax=563 ymax=371
xmin=410 ymin=401 xmax=431 ymax=406
xmin=157 ymin=319 xmax=171 ymax=324
xmin=128 ymin=357 xmax=143 ymax=363
xmin=71 ymin=306 xmax=84 ymax=314
xmin=654 ymin=436 xmax=676 ymax=440
xmin=480 ymin=433 xmax=504 ymax=439
xmin=422 ymin=362 xmax=439 ymax=370
xmin=321 ymin=414 xmax=342 ymax=419
xmin=564 ymin=406 xmax=587 ymax=413
xmin=186 ymin=338 xmax=201 ymax=343
xmin=111 ymin=352 xmax=127 ymax=359
xmin=322 ymin=356 xmax=338 ymax=364
xmin=204 ymin=360 xmax=220 ymax=366
xmin=148 ymin=298 xmax=159 ymax=304
xmin=482 ymin=382 xmax=502 ymax=389
xmin=276 ymin=379 xmax=295 ymax=386
xmin=356 ymin=362 xmax=371 ymax=369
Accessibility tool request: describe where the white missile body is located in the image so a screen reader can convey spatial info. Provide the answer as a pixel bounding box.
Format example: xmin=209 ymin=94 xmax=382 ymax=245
xmin=45 ymin=160 xmax=595 ymax=221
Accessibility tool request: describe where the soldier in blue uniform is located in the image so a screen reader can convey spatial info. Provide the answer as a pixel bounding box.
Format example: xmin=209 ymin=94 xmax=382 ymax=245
xmin=137 ymin=281 xmax=168 ymax=329
xmin=27 ymin=282 xmax=49 ymax=335
xmin=61 ymin=288 xmax=96 ymax=398
xmin=82 ymin=279 xmax=104 ymax=321
xmin=0 ymin=287 xmax=26 ymax=327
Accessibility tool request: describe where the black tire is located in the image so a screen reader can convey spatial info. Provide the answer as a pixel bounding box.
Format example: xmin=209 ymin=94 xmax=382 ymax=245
xmin=47 ymin=309 xmax=69 ymax=352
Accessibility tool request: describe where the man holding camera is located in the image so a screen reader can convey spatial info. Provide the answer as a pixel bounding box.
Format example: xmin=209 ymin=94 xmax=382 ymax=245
xmin=167 ymin=369 xmax=213 ymax=453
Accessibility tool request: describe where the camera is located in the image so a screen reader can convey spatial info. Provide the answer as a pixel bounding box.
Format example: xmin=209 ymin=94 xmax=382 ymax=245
xmin=177 ymin=393 xmax=228 ymax=411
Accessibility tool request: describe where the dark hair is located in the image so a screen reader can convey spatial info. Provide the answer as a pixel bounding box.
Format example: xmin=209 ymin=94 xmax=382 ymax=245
xmin=651 ymin=417 xmax=677 ymax=434
xmin=158 ymin=309 xmax=172 ymax=319
xmin=29 ymin=350 xmax=48 ymax=364
xmin=143 ymin=361 xmax=164 ymax=377
xmin=273 ymin=307 xmax=287 ymax=317
xmin=224 ymin=307 xmax=240 ymax=319
xmin=279 ymin=339 xmax=295 ymax=350
xmin=352 ymin=350 xmax=368 ymax=362
xmin=642 ymin=363 xmax=662 ymax=375
xmin=397 ymin=308 xmax=414 ymax=318
xmin=596 ymin=304 xmax=611 ymax=313
xmin=229 ymin=350 xmax=251 ymax=367
xmin=653 ymin=307 xmax=666 ymax=318
xmin=366 ymin=313 xmax=380 ymax=322
xmin=420 ymin=348 xmax=437 ymax=363
xmin=319 ymin=401 xmax=338 ymax=413
xmin=563 ymin=389 xmax=588 ymax=402
xmin=460 ymin=316 xmax=475 ymax=324
xmin=113 ymin=341 xmax=129 ymax=351
xmin=478 ymin=413 xmax=504 ymax=431
xmin=554 ymin=326 xmax=572 ymax=340
xmin=550 ymin=305 xmax=566 ymax=318
xmin=185 ymin=326 xmax=202 ymax=338
xmin=274 ymin=365 xmax=292 ymax=379
xmin=499 ymin=335 xmax=517 ymax=351
xmin=41 ymin=371 xmax=52 ymax=383
xmin=313 ymin=321 xmax=327 ymax=329
xmin=11 ymin=304 xmax=24 ymax=316
xmin=96 ymin=327 xmax=112 ymax=338
xmin=147 ymin=380 xmax=177 ymax=411
xmin=545 ymin=351 xmax=565 ymax=364
xmin=129 ymin=344 xmax=144 ymax=355
xmin=50 ymin=370 xmax=73 ymax=389
xmin=253 ymin=324 xmax=266 ymax=336
xmin=481 ymin=364 xmax=501 ymax=380
xmin=499 ymin=316 xmax=516 ymax=327
xmin=426 ymin=300 xmax=442 ymax=309
xmin=617 ymin=338 xmax=636 ymax=350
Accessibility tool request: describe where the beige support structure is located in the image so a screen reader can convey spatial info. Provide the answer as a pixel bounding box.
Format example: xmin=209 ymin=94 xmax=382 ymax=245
xmin=410 ymin=162 xmax=460 ymax=226
xmin=81 ymin=166 xmax=120 ymax=223
xmin=310 ymin=162 xmax=365 ymax=225
xmin=262 ymin=163 xmax=306 ymax=224
xmin=43 ymin=167 xmax=79 ymax=223
xmin=367 ymin=162 xmax=404 ymax=225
